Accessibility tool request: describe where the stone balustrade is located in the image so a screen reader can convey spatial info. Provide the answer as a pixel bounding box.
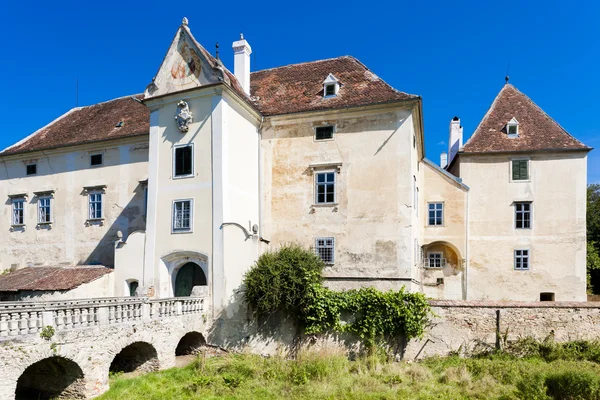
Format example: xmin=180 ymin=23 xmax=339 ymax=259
xmin=0 ymin=296 xmax=206 ymax=338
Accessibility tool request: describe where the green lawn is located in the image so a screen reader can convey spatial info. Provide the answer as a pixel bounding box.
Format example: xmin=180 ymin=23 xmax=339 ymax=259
xmin=98 ymin=345 xmax=600 ymax=400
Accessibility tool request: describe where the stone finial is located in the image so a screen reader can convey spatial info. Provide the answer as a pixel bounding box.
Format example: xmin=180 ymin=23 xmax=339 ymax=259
xmin=182 ymin=17 xmax=189 ymax=26
xmin=240 ymin=33 xmax=244 ymax=40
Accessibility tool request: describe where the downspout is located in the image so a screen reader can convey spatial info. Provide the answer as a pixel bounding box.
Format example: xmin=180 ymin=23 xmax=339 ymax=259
xmin=465 ymin=188 xmax=470 ymax=300
xmin=257 ymin=116 xmax=264 ymax=253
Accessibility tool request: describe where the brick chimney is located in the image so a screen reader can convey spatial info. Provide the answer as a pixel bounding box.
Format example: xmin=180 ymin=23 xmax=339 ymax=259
xmin=448 ymin=116 xmax=463 ymax=166
xmin=232 ymin=34 xmax=252 ymax=95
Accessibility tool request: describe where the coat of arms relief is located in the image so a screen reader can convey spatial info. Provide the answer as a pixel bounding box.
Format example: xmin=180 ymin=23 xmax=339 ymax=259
xmin=175 ymin=100 xmax=193 ymax=133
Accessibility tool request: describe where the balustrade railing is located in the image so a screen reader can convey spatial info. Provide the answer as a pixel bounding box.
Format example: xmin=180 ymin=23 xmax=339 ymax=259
xmin=0 ymin=296 xmax=206 ymax=338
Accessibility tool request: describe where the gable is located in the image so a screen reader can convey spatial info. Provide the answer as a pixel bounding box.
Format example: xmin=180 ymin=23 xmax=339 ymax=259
xmin=462 ymin=84 xmax=589 ymax=153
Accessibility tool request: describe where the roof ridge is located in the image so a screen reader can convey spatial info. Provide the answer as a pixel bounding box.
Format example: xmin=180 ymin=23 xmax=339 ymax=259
xmin=463 ymin=84 xmax=509 ymax=149
xmin=78 ymin=93 xmax=143 ymax=109
xmin=251 ymin=55 xmax=354 ymax=75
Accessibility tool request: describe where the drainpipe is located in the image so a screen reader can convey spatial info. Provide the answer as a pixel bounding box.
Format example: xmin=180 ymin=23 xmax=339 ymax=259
xmin=257 ymin=116 xmax=264 ymax=253
xmin=464 ymin=189 xmax=470 ymax=300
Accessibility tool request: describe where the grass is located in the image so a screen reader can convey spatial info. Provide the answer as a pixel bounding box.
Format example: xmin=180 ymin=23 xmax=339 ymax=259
xmin=97 ymin=341 xmax=600 ymax=400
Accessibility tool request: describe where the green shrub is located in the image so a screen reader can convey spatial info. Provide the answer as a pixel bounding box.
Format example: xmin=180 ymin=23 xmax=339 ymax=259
xmin=545 ymin=370 xmax=600 ymax=400
xmin=516 ymin=372 xmax=549 ymax=400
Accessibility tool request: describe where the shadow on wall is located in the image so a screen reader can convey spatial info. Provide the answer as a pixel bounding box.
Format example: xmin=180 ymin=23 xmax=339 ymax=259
xmin=15 ymin=356 xmax=85 ymax=400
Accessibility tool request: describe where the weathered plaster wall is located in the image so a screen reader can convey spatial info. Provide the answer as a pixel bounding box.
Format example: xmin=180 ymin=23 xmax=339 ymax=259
xmin=420 ymin=161 xmax=468 ymax=299
xmin=405 ymin=301 xmax=600 ymax=359
xmin=0 ymin=139 xmax=148 ymax=271
xmin=114 ymin=231 xmax=146 ymax=297
xmin=458 ymin=152 xmax=587 ymax=301
xmin=261 ymin=104 xmax=419 ymax=290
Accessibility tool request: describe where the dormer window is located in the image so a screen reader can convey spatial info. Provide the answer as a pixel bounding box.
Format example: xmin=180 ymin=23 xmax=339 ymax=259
xmin=323 ymin=74 xmax=340 ymax=98
xmin=507 ymin=117 xmax=519 ymax=138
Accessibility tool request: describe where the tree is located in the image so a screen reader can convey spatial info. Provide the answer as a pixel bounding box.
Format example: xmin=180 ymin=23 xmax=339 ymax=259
xmin=587 ymin=184 xmax=600 ymax=293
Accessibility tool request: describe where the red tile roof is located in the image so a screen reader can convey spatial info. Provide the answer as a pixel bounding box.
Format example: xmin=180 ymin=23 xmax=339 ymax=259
xmin=462 ymin=84 xmax=590 ymax=153
xmin=0 ymin=266 xmax=113 ymax=292
xmin=250 ymin=56 xmax=419 ymax=116
xmin=1 ymin=95 xmax=149 ymax=156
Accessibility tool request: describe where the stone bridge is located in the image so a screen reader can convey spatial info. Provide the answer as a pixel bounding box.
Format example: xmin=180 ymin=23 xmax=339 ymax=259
xmin=0 ymin=296 xmax=208 ymax=399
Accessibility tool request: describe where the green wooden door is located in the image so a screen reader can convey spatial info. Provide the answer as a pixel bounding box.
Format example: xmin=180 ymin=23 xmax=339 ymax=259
xmin=175 ymin=263 xmax=206 ymax=297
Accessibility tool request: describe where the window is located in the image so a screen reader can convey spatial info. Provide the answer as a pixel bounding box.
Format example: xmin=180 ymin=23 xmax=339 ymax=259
xmin=512 ymin=160 xmax=529 ymax=181
xmin=315 ymin=126 xmax=334 ymax=141
xmin=325 ymin=84 xmax=336 ymax=96
xmin=514 ymin=249 xmax=529 ymax=270
xmin=88 ymin=192 xmax=103 ymax=220
xmin=515 ymin=202 xmax=531 ymax=229
xmin=26 ymin=164 xmax=37 ymax=175
xmin=507 ymin=117 xmax=519 ymax=138
xmin=315 ymin=237 xmax=335 ymax=264
xmin=427 ymin=252 xmax=444 ymax=268
xmin=38 ymin=197 xmax=51 ymax=223
xmin=540 ymin=292 xmax=555 ymax=301
xmin=428 ymin=203 xmax=444 ymax=226
xmin=12 ymin=198 xmax=24 ymax=226
xmin=315 ymin=172 xmax=335 ymax=204
xmin=90 ymin=154 xmax=103 ymax=166
xmin=174 ymin=145 xmax=193 ymax=177
xmin=173 ymin=199 xmax=192 ymax=232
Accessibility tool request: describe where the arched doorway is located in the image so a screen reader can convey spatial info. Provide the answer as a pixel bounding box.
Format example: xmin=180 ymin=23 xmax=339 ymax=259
xmin=174 ymin=262 xmax=207 ymax=297
xmin=109 ymin=341 xmax=159 ymax=374
xmin=16 ymin=356 xmax=85 ymax=400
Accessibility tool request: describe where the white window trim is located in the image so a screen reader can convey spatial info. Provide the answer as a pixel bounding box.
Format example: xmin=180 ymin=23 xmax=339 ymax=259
xmin=37 ymin=196 xmax=53 ymax=224
xmin=172 ymin=198 xmax=194 ymax=234
xmin=514 ymin=249 xmax=530 ymax=270
xmin=88 ymin=191 xmax=104 ymax=221
xmin=314 ymin=170 xmax=337 ymax=206
xmin=172 ymin=143 xmax=195 ymax=179
xmin=313 ymin=125 xmax=336 ymax=142
xmin=509 ymin=158 xmax=530 ymax=183
xmin=90 ymin=153 xmax=104 ymax=167
xmin=323 ymin=74 xmax=340 ymax=98
xmin=426 ymin=252 xmax=445 ymax=269
xmin=514 ymin=201 xmax=533 ymax=230
xmin=11 ymin=197 xmax=25 ymax=227
xmin=315 ymin=237 xmax=335 ymax=264
xmin=507 ymin=118 xmax=520 ymax=138
xmin=427 ymin=202 xmax=444 ymax=226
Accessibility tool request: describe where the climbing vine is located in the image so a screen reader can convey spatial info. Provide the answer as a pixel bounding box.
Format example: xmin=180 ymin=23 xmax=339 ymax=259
xmin=243 ymin=245 xmax=432 ymax=348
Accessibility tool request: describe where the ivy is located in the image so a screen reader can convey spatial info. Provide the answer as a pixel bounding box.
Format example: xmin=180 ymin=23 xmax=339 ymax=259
xmin=243 ymin=245 xmax=432 ymax=349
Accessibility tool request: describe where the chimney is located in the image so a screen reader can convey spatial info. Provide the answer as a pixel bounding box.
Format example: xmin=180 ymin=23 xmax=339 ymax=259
xmin=440 ymin=152 xmax=448 ymax=169
xmin=232 ymin=33 xmax=252 ymax=95
xmin=448 ymin=116 xmax=463 ymax=166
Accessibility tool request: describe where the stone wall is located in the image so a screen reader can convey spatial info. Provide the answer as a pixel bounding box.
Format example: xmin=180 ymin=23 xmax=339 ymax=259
xmin=405 ymin=300 xmax=600 ymax=359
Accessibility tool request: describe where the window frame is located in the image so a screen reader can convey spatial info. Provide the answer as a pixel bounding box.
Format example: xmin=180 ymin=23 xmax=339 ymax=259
xmin=514 ymin=249 xmax=530 ymax=270
xmin=172 ymin=198 xmax=193 ymax=234
xmin=510 ymin=158 xmax=530 ymax=182
xmin=428 ymin=202 xmax=444 ymax=226
xmin=314 ymin=170 xmax=336 ymax=205
xmin=315 ymin=237 xmax=335 ymax=264
xmin=173 ymin=143 xmax=194 ymax=179
xmin=324 ymin=84 xmax=336 ymax=97
xmin=26 ymin=164 xmax=37 ymax=176
xmin=426 ymin=252 xmax=444 ymax=269
xmin=514 ymin=201 xmax=532 ymax=229
xmin=88 ymin=191 xmax=104 ymax=220
xmin=507 ymin=118 xmax=520 ymax=138
xmin=37 ymin=196 xmax=52 ymax=224
xmin=314 ymin=125 xmax=335 ymax=141
xmin=11 ymin=198 xmax=25 ymax=226
xmin=90 ymin=153 xmax=104 ymax=167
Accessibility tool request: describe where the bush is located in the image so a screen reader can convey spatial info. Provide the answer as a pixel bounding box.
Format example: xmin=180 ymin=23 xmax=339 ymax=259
xmin=545 ymin=370 xmax=600 ymax=400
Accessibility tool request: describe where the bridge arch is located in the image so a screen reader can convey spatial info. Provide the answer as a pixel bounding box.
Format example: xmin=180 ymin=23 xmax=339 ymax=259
xmin=175 ymin=331 xmax=206 ymax=356
xmin=109 ymin=341 xmax=159 ymax=374
xmin=15 ymin=356 xmax=85 ymax=400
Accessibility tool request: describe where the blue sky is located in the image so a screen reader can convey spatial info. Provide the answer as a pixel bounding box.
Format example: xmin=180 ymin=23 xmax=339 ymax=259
xmin=0 ymin=0 xmax=598 ymax=182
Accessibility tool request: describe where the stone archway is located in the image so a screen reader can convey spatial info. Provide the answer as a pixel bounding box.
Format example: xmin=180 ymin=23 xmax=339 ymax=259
xmin=174 ymin=262 xmax=207 ymax=297
xmin=175 ymin=331 xmax=206 ymax=356
xmin=15 ymin=356 xmax=85 ymax=400
xmin=109 ymin=341 xmax=159 ymax=374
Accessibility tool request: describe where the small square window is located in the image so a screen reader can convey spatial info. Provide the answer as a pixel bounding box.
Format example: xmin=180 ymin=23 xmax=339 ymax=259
xmin=173 ymin=199 xmax=192 ymax=232
xmin=174 ymin=145 xmax=193 ymax=177
xmin=26 ymin=164 xmax=37 ymax=175
xmin=428 ymin=203 xmax=444 ymax=226
xmin=315 ymin=126 xmax=334 ymax=141
xmin=91 ymin=154 xmax=103 ymax=166
xmin=514 ymin=249 xmax=529 ymax=270
xmin=325 ymin=84 xmax=336 ymax=96
xmin=315 ymin=237 xmax=335 ymax=264
xmin=515 ymin=202 xmax=532 ymax=229
xmin=315 ymin=172 xmax=335 ymax=204
xmin=512 ymin=160 xmax=529 ymax=181
xmin=11 ymin=198 xmax=25 ymax=226
xmin=508 ymin=125 xmax=518 ymax=135
xmin=427 ymin=252 xmax=444 ymax=268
